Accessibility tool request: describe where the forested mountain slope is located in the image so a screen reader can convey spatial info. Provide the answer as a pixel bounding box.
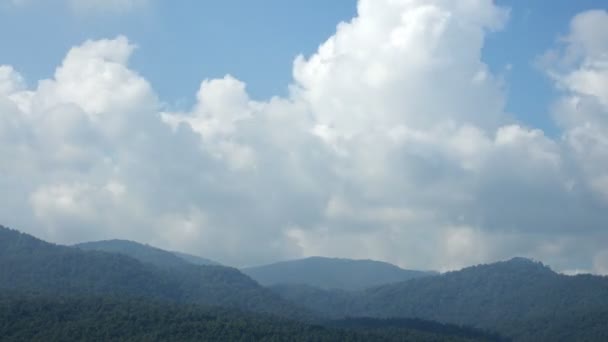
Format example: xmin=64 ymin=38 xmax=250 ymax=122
xmin=0 ymin=226 xmax=304 ymax=318
xmin=273 ymin=257 xmax=608 ymax=341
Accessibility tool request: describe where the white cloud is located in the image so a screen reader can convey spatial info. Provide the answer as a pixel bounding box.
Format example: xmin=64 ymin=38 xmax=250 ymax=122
xmin=1 ymin=2 xmax=608 ymax=272
xmin=293 ymin=0 xmax=509 ymax=138
xmin=0 ymin=66 xmax=25 ymax=95
xmin=545 ymin=10 xmax=608 ymax=107
xmin=542 ymin=10 xmax=608 ymax=203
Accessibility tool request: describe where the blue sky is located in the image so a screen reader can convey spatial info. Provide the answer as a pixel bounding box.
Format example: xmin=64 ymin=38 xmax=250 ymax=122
xmin=0 ymin=0 xmax=603 ymax=130
xmin=0 ymin=1 xmax=356 ymax=103
xmin=1 ymin=1 xmax=608 ymax=272
xmin=0 ymin=0 xmax=606 ymax=124
xmin=487 ymin=0 xmax=608 ymax=135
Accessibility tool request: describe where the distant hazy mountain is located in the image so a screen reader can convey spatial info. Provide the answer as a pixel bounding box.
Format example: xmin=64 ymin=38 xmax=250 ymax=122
xmin=242 ymin=256 xmax=436 ymax=291
xmin=75 ymin=239 xmax=190 ymax=268
xmin=274 ymin=257 xmax=608 ymax=341
xmin=75 ymin=239 xmax=220 ymax=268
xmin=0 ymin=225 xmax=305 ymax=318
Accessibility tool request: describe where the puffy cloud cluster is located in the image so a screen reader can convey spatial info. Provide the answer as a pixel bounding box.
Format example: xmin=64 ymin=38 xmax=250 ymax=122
xmin=1 ymin=1 xmax=608 ymax=273
xmin=539 ymin=10 xmax=608 ymax=274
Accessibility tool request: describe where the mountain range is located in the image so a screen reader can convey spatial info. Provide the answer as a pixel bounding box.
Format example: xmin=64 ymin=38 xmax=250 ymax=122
xmin=2 ymin=224 xmax=608 ymax=341
xmin=0 ymin=226 xmax=305 ymax=318
xmin=272 ymin=257 xmax=608 ymax=341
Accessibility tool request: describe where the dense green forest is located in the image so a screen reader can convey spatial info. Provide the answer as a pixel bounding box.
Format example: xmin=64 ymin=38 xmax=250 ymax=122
xmin=273 ymin=258 xmax=608 ymax=341
xmin=242 ymin=256 xmax=435 ymax=290
xmin=0 ymin=294 xmax=499 ymax=342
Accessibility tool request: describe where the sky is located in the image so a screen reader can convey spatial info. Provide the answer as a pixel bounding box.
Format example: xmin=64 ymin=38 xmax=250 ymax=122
xmin=1 ymin=0 xmax=607 ymax=274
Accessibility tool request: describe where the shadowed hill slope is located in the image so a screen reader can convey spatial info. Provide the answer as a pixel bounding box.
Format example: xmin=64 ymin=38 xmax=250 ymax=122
xmin=0 ymin=225 xmax=305 ymax=318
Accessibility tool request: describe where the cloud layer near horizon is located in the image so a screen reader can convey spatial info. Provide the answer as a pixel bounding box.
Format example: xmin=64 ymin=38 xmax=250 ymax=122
xmin=1 ymin=0 xmax=607 ymax=273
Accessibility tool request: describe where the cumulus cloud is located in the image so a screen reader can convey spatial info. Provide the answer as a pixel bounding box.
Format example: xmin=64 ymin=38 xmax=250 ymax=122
xmin=0 ymin=66 xmax=25 ymax=95
xmin=1 ymin=1 xmax=608 ymax=273
xmin=538 ymin=9 xmax=608 ymax=274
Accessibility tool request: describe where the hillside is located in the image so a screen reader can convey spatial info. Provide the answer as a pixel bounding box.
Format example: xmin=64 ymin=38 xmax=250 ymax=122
xmin=75 ymin=239 xmax=220 ymax=267
xmin=271 ymin=283 xmax=358 ymax=318
xmin=75 ymin=239 xmax=192 ymax=268
xmin=0 ymin=225 xmax=304 ymax=318
xmin=359 ymin=258 xmax=608 ymax=328
xmin=273 ymin=257 xmax=608 ymax=340
xmin=242 ymin=256 xmax=434 ymax=291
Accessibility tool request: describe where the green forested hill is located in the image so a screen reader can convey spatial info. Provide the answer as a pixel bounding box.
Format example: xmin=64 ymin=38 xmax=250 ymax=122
xmin=358 ymin=258 xmax=608 ymax=330
xmin=273 ymin=258 xmax=608 ymax=341
xmin=0 ymin=226 xmax=304 ymax=318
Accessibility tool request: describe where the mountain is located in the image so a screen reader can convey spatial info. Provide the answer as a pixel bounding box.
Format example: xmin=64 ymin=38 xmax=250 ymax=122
xmin=0 ymin=225 xmax=500 ymax=341
xmin=172 ymin=250 xmax=220 ymax=266
xmin=242 ymin=256 xmax=435 ymax=291
xmin=273 ymin=257 xmax=608 ymax=341
xmin=5 ymin=225 xmax=608 ymax=341
xmin=0 ymin=293 xmax=502 ymax=342
xmin=75 ymin=239 xmax=220 ymax=268
xmin=76 ymin=240 xmax=220 ymax=267
xmin=358 ymin=258 xmax=608 ymax=327
xmin=0 ymin=225 xmax=305 ymax=318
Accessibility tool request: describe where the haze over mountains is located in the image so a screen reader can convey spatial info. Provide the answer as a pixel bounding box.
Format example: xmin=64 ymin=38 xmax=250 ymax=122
xmin=75 ymin=240 xmax=220 ymax=267
xmin=75 ymin=238 xmax=436 ymax=291
xmin=3 ymin=224 xmax=608 ymax=341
